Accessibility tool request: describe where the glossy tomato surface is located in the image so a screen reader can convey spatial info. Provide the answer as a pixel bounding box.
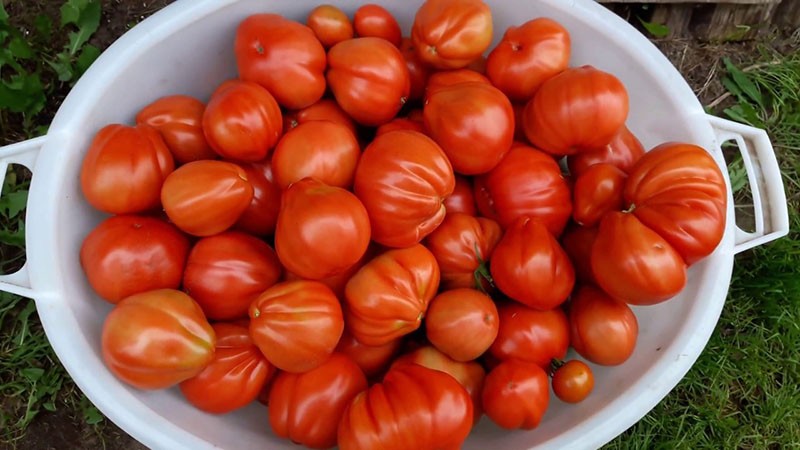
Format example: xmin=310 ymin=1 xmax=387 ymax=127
xmin=136 ymin=95 xmax=217 ymax=164
xmin=306 ymin=4 xmax=353 ymax=48
xmin=572 ymin=163 xmax=627 ymax=227
xmin=569 ymin=285 xmax=638 ymax=366
xmin=411 ymin=0 xmax=493 ymax=69
xmin=490 ymin=302 xmax=569 ymax=368
xmin=353 ymin=4 xmax=402 ymax=46
xmin=482 ymin=359 xmax=549 ymax=430
xmin=425 ymin=288 xmax=499 ymax=361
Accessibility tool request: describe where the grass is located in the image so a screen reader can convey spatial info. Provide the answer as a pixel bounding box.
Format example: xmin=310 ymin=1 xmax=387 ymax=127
xmin=0 ymin=1 xmax=799 ymax=449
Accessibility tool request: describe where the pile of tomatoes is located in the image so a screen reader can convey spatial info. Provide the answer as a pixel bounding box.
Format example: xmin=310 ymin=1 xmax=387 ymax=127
xmin=78 ymin=0 xmax=728 ymax=448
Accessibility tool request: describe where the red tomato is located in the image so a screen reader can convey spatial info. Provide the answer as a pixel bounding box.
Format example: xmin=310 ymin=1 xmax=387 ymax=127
xmin=353 ymin=130 xmax=454 ymax=248
xmin=466 ymin=55 xmax=487 ymax=73
xmin=202 ymin=80 xmax=282 ymax=162
xmin=179 ymin=323 xmax=274 ymax=414
xmin=135 ymin=95 xmax=217 ymax=164
xmin=490 ymin=217 xmax=575 ymax=310
xmin=552 ymin=360 xmax=595 ymax=404
xmin=523 ymin=65 xmax=629 ymax=156
xmin=271 ymin=121 xmax=360 ymax=189
xmin=474 ymin=142 xmax=572 ymax=235
xmin=573 ymin=163 xmax=627 ymax=227
xmin=569 ymin=285 xmax=638 ymax=366
xmin=161 ymin=160 xmax=254 ymax=237
xmin=411 ymin=0 xmax=493 ymax=69
xmin=567 ymin=125 xmax=645 ymax=177
xmin=183 ymin=232 xmax=282 ymax=321
xmin=249 ymin=280 xmax=344 ymax=373
xmin=444 ymin=175 xmax=478 ymax=216
xmin=327 ymin=37 xmax=410 ymax=126
xmin=399 ymin=37 xmax=431 ymax=102
xmin=283 ymin=98 xmax=358 ymax=137
xmin=307 ymin=4 xmax=354 ymax=48
xmin=560 ymin=223 xmax=598 ymax=284
xmin=625 ymin=142 xmax=727 ymax=265
xmin=591 ymin=211 xmax=687 ymax=305
xmin=424 ymin=68 xmax=490 ymax=101
xmin=391 ymin=345 xmax=486 ymax=424
xmin=101 ymin=289 xmax=215 ymax=389
xmin=424 ymin=212 xmax=502 ymax=290
xmin=269 ymin=353 xmax=368 ymax=450
xmin=284 ymin=245 xmax=376 ymax=302
xmin=354 ymin=4 xmax=402 ymax=47
xmin=424 ymin=81 xmax=514 ymax=175
xmin=512 ymin=103 xmax=527 ymax=141
xmin=338 ymin=364 xmax=473 ymax=450
xmin=490 ymin=302 xmax=569 ymax=368
xmin=80 ymin=215 xmax=189 ymax=304
xmin=234 ymin=160 xmax=281 ymax=236
xmin=335 ymin=330 xmax=402 ymax=379
xmin=375 ymin=117 xmax=426 ymax=136
xmin=235 ymin=14 xmax=327 ymax=109
xmin=344 ymin=244 xmax=440 ymax=346
xmin=425 ymin=288 xmax=499 ymax=361
xmin=482 ymin=359 xmax=549 ymax=430
xmin=80 ymin=124 xmax=174 ymax=214
xmin=275 ymin=178 xmax=370 ymax=280
xmin=486 ymin=18 xmax=571 ymax=102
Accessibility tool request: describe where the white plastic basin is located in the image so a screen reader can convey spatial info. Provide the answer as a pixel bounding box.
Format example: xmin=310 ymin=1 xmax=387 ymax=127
xmin=0 ymin=0 xmax=790 ymax=449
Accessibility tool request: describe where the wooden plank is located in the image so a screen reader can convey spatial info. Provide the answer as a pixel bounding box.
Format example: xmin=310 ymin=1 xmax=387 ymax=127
xmin=597 ymin=0 xmax=776 ymax=4
xmin=651 ymin=4 xmax=695 ymax=37
xmin=774 ymin=0 xmax=800 ymax=27
xmin=695 ymin=2 xmax=781 ymax=40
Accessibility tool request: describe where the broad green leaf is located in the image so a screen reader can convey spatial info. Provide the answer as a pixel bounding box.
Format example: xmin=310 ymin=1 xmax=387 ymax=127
xmin=65 ymin=0 xmax=101 ymax=55
xmin=0 ymin=74 xmax=45 ymax=115
xmin=20 ymin=368 xmax=44 ymax=382
xmin=9 ymin=36 xmax=33 ymax=59
xmin=0 ymin=224 xmax=25 ymax=247
xmin=35 ymin=15 xmax=53 ymax=41
xmin=724 ymin=58 xmax=764 ymax=108
xmin=60 ymin=0 xmax=89 ymax=27
xmin=0 ymin=3 xmax=8 ymax=24
xmin=75 ymin=44 xmax=100 ymax=77
xmin=48 ymin=53 xmax=74 ymax=82
xmin=638 ymin=18 xmax=670 ymax=38
xmin=0 ymin=190 xmax=29 ymax=219
xmin=83 ymin=405 xmax=104 ymax=425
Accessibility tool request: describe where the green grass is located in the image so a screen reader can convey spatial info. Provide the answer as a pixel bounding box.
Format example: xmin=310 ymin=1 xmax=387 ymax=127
xmin=606 ymin=47 xmax=800 ymax=449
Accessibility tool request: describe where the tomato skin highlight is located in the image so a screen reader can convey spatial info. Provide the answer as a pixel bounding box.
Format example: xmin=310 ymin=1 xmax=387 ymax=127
xmin=411 ymin=0 xmax=494 ymax=69
xmin=552 ymin=359 xmax=594 ymax=404
xmin=482 ymin=359 xmax=550 ymax=430
xmin=569 ymin=285 xmax=639 ymax=366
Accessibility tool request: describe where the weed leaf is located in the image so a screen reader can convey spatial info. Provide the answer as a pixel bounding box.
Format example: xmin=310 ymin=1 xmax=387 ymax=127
xmin=63 ymin=0 xmax=101 ymax=55
xmin=76 ymin=44 xmax=100 ymax=76
xmin=724 ymin=58 xmax=764 ymax=108
xmin=638 ymin=18 xmax=670 ymax=38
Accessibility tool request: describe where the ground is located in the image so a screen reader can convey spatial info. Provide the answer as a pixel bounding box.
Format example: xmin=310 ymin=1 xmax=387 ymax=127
xmin=1 ymin=1 xmax=798 ymax=449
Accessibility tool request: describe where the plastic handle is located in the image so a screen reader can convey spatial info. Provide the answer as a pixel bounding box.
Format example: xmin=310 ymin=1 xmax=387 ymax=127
xmin=0 ymin=136 xmax=45 ymax=298
xmin=707 ymin=115 xmax=790 ymax=254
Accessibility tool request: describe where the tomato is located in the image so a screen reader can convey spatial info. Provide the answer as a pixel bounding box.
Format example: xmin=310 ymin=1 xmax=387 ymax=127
xmin=411 ymin=0 xmax=493 ymax=69
xmin=424 ymin=212 xmax=502 ymax=290
xmin=474 ymin=142 xmax=572 ymax=235
xmin=551 ymin=360 xmax=595 ymax=404
xmin=569 ymin=285 xmax=638 ymax=366
xmin=399 ymin=37 xmax=430 ymax=102
xmin=338 ymin=364 xmax=473 ymax=450
xmin=624 ymin=142 xmax=727 ymax=265
xmin=424 ymin=81 xmax=514 ymax=175
xmin=375 ymin=117 xmax=426 ymax=136
xmin=567 ymin=125 xmax=645 ymax=177
xmin=275 ymin=178 xmax=370 ymax=280
xmin=490 ymin=217 xmax=575 ymax=310
xmin=512 ymin=103 xmax=527 ymax=141
xmin=249 ymin=280 xmax=344 ymax=373
xmin=271 ymin=121 xmax=360 ymax=189
xmin=444 ymin=175 xmax=478 ymax=216
xmin=425 ymin=288 xmax=499 ymax=361
xmin=486 ymin=18 xmax=570 ymax=102
xmin=335 ymin=330 xmax=402 ymax=379
xmin=183 ymin=232 xmax=282 ymax=321
xmin=424 ymin=68 xmax=490 ymax=101
xmin=490 ymin=302 xmax=569 ymax=368
xmin=269 ymin=353 xmax=367 ymax=450
xmin=135 ymin=95 xmax=217 ymax=164
xmin=101 ymin=289 xmax=215 ymax=389
xmin=353 ymin=130 xmax=454 ymax=248
xmin=327 ymin=37 xmax=410 ymax=126
xmin=354 ymin=4 xmax=402 ymax=47
xmin=306 ymin=4 xmax=354 ymax=48
xmin=283 ymin=98 xmax=358 ymax=137
xmin=560 ymin=223 xmax=598 ymax=284
xmin=235 ymin=14 xmax=327 ymax=109
xmin=482 ymin=359 xmax=549 ymax=430
xmin=391 ymin=345 xmax=486 ymax=424
xmin=573 ymin=163 xmax=627 ymax=227
xmin=285 ymin=244 xmax=376 ymax=302
xmin=592 ymin=212 xmax=687 ymax=305
xmin=344 ymin=244 xmax=440 ymax=346
xmin=80 ymin=124 xmax=174 ymax=214
xmin=202 ymin=80 xmax=282 ymax=162
xmin=234 ymin=160 xmax=281 ymax=236
xmin=179 ymin=323 xmax=274 ymax=413
xmin=523 ymin=65 xmax=629 ymax=156
xmin=161 ymin=160 xmax=254 ymax=236
xmin=80 ymin=215 xmax=189 ymax=303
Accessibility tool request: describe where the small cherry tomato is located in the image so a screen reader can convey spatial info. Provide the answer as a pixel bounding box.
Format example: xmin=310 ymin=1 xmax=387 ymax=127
xmin=307 ymin=4 xmax=354 ymax=48
xmin=551 ymin=359 xmax=594 ymax=403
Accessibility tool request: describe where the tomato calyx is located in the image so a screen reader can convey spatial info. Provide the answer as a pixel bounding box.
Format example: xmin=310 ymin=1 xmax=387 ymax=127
xmin=549 ymin=358 xmax=565 ymax=377
xmin=473 ymin=243 xmax=495 ymax=293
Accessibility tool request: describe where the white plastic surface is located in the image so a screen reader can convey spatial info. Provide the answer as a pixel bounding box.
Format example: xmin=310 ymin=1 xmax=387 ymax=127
xmin=2 ymin=0 xmax=790 ymax=449
xmin=0 ymin=135 xmax=43 ymax=298
xmin=707 ymin=115 xmax=790 ymax=253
